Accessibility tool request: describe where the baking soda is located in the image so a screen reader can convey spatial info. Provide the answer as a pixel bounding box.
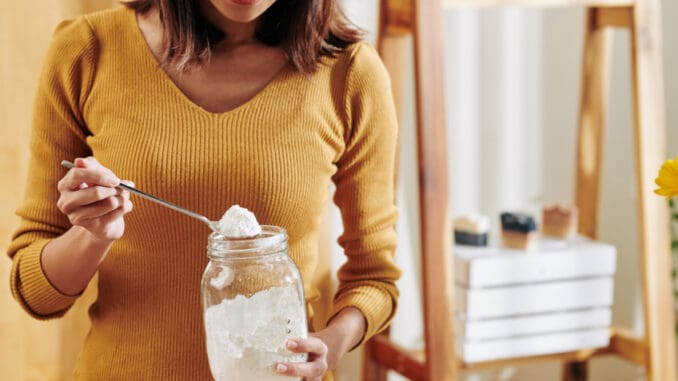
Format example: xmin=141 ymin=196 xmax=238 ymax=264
xmin=204 ymin=286 xmax=307 ymax=381
xmin=209 ymin=265 xmax=234 ymax=290
xmin=217 ymin=205 xmax=262 ymax=238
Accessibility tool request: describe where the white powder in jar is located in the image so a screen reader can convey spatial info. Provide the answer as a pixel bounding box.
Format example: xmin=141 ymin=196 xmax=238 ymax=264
xmin=217 ymin=205 xmax=262 ymax=238
xmin=204 ymin=286 xmax=308 ymax=381
xmin=209 ymin=265 xmax=234 ymax=290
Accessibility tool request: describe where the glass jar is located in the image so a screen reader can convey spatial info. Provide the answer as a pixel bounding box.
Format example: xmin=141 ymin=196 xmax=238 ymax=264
xmin=201 ymin=226 xmax=308 ymax=381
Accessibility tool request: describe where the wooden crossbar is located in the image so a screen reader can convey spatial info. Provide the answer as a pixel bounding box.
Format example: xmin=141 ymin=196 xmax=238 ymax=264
xmin=371 ymin=325 xmax=648 ymax=379
xmin=369 ymin=335 xmax=426 ymax=381
xmin=608 ymin=327 xmax=647 ymax=367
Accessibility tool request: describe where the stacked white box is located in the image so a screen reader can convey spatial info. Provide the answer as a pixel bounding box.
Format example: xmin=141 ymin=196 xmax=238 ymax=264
xmin=454 ymin=237 xmax=617 ymax=363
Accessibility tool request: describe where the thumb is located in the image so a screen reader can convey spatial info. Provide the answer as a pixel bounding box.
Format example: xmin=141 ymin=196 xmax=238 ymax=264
xmin=73 ymin=157 xmax=89 ymax=168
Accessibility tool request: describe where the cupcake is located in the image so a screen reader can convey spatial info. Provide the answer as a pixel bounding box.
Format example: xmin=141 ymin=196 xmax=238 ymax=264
xmin=454 ymin=214 xmax=489 ymax=246
xmin=542 ymin=204 xmax=578 ymax=239
xmin=500 ymin=212 xmax=537 ymax=250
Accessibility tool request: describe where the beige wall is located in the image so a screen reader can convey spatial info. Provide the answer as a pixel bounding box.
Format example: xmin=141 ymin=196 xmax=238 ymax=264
xmin=664 ymin=0 xmax=678 ymax=155
xmin=1 ymin=2 xmax=115 ymax=380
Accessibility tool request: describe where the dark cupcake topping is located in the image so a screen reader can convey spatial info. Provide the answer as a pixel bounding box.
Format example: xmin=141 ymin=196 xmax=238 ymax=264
xmin=500 ymin=212 xmax=537 ymax=233
xmin=454 ymin=231 xmax=488 ymax=246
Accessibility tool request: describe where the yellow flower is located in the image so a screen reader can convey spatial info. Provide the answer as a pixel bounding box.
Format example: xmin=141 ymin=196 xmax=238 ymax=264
xmin=655 ymin=155 xmax=678 ymax=197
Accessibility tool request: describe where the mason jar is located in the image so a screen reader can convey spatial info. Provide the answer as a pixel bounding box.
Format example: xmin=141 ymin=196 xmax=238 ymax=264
xmin=201 ymin=226 xmax=308 ymax=381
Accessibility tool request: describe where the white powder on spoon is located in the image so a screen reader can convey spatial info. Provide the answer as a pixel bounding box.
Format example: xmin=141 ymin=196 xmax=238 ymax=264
xmin=217 ymin=205 xmax=262 ymax=238
xmin=210 ymin=205 xmax=261 ymax=290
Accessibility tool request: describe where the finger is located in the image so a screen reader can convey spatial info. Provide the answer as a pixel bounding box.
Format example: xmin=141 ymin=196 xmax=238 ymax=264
xmin=275 ymin=361 xmax=326 ymax=379
xmin=74 ymin=156 xmax=115 ymax=176
xmin=119 ymin=180 xmax=134 ymax=201
xmin=114 ymin=187 xmax=129 ymax=201
xmin=92 ymin=199 xmax=133 ymax=226
xmin=58 ymin=186 xmax=119 ymax=214
xmin=120 ymin=180 xmax=135 ymax=189
xmin=59 ymin=167 xmax=119 ymax=191
xmin=120 ymin=188 xmax=130 ymax=202
xmin=73 ymin=157 xmax=88 ymax=169
xmin=98 ymin=199 xmax=133 ymax=222
xmin=73 ymin=157 xmax=119 ymax=185
xmin=287 ymin=338 xmax=327 ymax=356
xmin=68 ymin=196 xmax=125 ymax=225
xmin=79 ymin=202 xmax=133 ymax=241
xmin=60 ymin=167 xmax=119 ymax=191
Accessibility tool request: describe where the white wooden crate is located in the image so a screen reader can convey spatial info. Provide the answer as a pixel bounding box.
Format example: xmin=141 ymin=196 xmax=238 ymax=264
xmin=455 ymin=237 xmax=617 ymax=288
xmin=453 ymin=237 xmax=617 ymax=361
xmin=458 ymin=328 xmax=611 ymax=363
xmin=455 ymin=277 xmax=614 ymax=319
xmin=455 ymin=308 xmax=611 ymax=340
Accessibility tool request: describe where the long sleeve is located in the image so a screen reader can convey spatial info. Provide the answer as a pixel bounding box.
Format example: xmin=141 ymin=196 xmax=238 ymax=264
xmin=7 ymin=17 xmax=98 ymax=319
xmin=329 ymin=42 xmax=402 ymax=344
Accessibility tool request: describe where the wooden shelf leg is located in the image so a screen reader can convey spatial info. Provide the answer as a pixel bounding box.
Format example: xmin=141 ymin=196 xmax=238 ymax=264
xmin=379 ymin=32 xmax=409 ymax=189
xmin=574 ymin=6 xmax=613 ymax=241
xmin=570 ymin=7 xmax=613 ymax=380
xmin=411 ymin=0 xmax=457 ymax=380
xmin=362 ymin=333 xmax=389 ymax=381
xmin=562 ymin=360 xmax=588 ymax=381
xmin=629 ymin=1 xmax=677 ymax=380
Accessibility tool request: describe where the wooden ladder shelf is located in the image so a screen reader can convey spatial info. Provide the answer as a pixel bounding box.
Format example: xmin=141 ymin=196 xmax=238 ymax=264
xmin=364 ymin=0 xmax=676 ymax=380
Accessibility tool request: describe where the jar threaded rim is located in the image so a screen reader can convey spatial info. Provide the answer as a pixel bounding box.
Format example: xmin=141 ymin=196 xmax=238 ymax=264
xmin=207 ymin=225 xmax=288 ymax=260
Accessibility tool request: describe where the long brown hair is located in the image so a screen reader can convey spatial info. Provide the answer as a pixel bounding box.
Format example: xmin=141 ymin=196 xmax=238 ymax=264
xmin=123 ymin=0 xmax=363 ymax=73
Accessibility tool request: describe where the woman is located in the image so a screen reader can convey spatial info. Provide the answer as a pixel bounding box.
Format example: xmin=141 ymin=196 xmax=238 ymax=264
xmin=7 ymin=0 xmax=400 ymax=380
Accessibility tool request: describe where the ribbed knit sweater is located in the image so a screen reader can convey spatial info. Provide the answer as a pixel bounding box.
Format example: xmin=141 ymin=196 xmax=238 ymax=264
xmin=7 ymin=7 xmax=400 ymax=380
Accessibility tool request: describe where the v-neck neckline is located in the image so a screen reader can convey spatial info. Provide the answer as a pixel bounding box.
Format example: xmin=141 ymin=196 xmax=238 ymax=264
xmin=126 ymin=8 xmax=292 ymax=118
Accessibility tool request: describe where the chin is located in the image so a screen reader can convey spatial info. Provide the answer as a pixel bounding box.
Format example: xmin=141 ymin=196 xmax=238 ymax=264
xmin=211 ymin=0 xmax=275 ymax=23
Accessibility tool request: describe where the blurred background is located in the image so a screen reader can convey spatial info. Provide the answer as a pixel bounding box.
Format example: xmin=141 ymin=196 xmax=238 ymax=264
xmin=1 ymin=1 xmax=677 ymax=380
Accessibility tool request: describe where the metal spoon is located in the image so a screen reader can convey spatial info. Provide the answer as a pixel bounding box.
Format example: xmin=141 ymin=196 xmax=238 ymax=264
xmin=61 ymin=160 xmax=220 ymax=233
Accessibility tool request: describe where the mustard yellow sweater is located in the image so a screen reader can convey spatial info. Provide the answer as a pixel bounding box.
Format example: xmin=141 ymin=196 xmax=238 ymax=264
xmin=7 ymin=7 xmax=400 ymax=380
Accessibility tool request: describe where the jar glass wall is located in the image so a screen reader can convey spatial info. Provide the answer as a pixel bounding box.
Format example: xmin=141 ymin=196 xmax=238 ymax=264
xmin=201 ymin=226 xmax=307 ymax=381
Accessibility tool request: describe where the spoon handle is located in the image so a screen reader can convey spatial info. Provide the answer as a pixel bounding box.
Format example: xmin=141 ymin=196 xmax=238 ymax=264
xmin=60 ymin=160 xmax=213 ymax=227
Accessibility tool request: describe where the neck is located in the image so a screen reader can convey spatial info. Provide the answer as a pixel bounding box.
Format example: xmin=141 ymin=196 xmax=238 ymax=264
xmin=199 ymin=2 xmax=258 ymax=46
xmin=220 ymin=19 xmax=257 ymax=45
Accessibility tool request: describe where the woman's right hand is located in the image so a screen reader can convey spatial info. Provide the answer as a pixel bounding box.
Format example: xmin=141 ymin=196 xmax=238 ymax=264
xmin=56 ymin=156 xmax=133 ymax=243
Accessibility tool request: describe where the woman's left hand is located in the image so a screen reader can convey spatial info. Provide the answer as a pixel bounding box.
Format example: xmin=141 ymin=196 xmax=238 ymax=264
xmin=275 ymin=334 xmax=329 ymax=381
xmin=275 ymin=307 xmax=367 ymax=380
